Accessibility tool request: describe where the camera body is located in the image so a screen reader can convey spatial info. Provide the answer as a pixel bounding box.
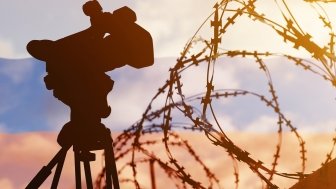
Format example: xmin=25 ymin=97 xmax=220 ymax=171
xmin=26 ymin=1 xmax=154 ymax=120
xmin=28 ymin=2 xmax=154 ymax=71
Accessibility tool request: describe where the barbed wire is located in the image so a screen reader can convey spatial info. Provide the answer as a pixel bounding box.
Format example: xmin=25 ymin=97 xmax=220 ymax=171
xmin=96 ymin=0 xmax=336 ymax=188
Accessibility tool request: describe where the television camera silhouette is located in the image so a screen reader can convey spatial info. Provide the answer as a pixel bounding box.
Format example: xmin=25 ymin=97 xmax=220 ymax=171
xmin=26 ymin=0 xmax=154 ymax=147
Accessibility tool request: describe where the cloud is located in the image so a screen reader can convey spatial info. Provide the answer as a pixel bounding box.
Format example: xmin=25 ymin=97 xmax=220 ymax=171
xmin=0 ymin=178 xmax=14 ymax=189
xmin=0 ymin=39 xmax=16 ymax=58
xmin=104 ymin=59 xmax=173 ymax=129
xmin=44 ymin=98 xmax=70 ymax=131
xmin=135 ymin=0 xmax=217 ymax=57
xmin=244 ymin=115 xmax=279 ymax=133
xmin=0 ymin=133 xmax=56 ymax=189
xmin=1 ymin=132 xmax=334 ymax=189
xmin=296 ymin=119 xmax=336 ymax=133
xmin=0 ymin=38 xmax=29 ymax=58
xmin=0 ymin=58 xmax=37 ymax=124
xmin=0 ymin=58 xmax=35 ymax=84
xmin=0 ymin=132 xmax=79 ymax=189
xmin=208 ymin=115 xmax=238 ymax=132
xmin=179 ymin=62 xmax=240 ymax=96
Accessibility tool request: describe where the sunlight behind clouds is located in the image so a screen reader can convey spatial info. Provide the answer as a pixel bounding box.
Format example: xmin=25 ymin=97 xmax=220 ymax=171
xmin=0 ymin=178 xmax=14 ymax=189
xmin=135 ymin=0 xmax=217 ymax=57
xmin=0 ymin=39 xmax=16 ymax=58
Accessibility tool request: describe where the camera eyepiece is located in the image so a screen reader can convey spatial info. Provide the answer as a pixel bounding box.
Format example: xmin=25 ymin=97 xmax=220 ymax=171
xmin=83 ymin=0 xmax=103 ymax=17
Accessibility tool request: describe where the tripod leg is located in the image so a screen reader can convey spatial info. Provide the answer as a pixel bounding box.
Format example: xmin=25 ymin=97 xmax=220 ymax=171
xmin=74 ymin=150 xmax=82 ymax=189
xmin=83 ymin=160 xmax=93 ymax=189
xmin=105 ymin=137 xmax=120 ymax=189
xmin=26 ymin=146 xmax=71 ymax=189
xmin=51 ymin=149 xmax=67 ymax=189
xmin=104 ymin=147 xmax=113 ymax=189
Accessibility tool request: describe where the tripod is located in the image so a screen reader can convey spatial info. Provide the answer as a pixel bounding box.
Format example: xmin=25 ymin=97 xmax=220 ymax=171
xmin=25 ymin=126 xmax=120 ymax=189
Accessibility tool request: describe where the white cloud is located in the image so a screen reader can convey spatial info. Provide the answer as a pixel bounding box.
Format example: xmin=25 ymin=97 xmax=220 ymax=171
xmin=0 ymin=39 xmax=15 ymax=58
xmin=208 ymin=115 xmax=237 ymax=132
xmin=0 ymin=178 xmax=14 ymax=189
xmin=135 ymin=0 xmax=217 ymax=57
xmin=244 ymin=115 xmax=279 ymax=133
xmin=296 ymin=119 xmax=336 ymax=133
xmin=45 ymin=103 xmax=70 ymax=131
xmin=104 ymin=59 xmax=172 ymax=129
xmin=0 ymin=58 xmax=34 ymax=84
xmin=0 ymin=38 xmax=28 ymax=59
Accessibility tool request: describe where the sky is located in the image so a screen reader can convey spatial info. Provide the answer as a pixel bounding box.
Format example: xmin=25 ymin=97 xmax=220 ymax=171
xmin=2 ymin=0 xmax=336 ymax=188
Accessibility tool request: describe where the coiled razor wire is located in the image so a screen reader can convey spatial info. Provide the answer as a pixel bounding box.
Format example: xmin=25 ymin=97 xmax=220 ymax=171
xmin=96 ymin=0 xmax=336 ymax=188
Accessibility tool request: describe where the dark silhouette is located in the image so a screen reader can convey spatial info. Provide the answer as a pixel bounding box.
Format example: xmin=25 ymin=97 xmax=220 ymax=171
xmin=25 ymin=0 xmax=153 ymax=188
